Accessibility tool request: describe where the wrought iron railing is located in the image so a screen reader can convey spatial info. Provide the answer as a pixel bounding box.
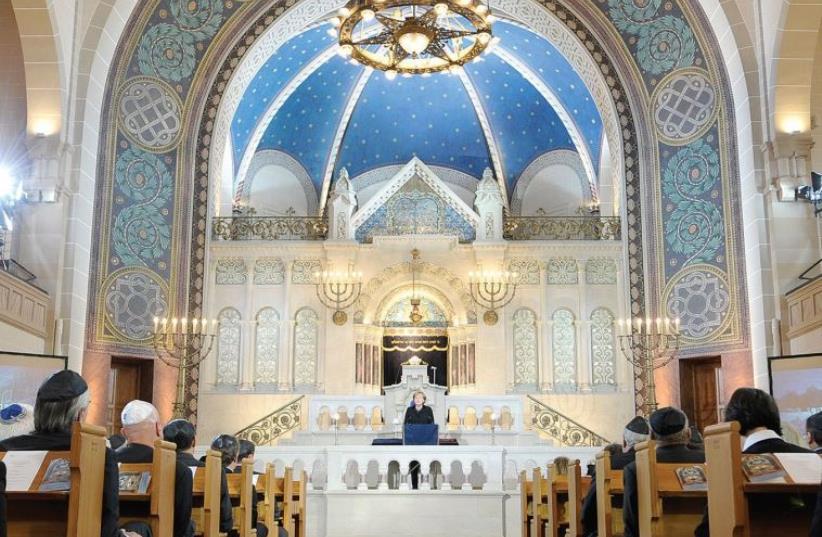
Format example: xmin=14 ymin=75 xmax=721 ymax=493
xmin=212 ymin=216 xmax=327 ymax=241
xmin=235 ymin=395 xmax=305 ymax=446
xmin=527 ymin=395 xmax=610 ymax=447
xmin=504 ymin=216 xmax=621 ymax=241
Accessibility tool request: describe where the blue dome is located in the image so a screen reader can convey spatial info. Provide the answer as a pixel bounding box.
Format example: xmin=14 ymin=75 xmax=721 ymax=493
xmin=231 ymin=19 xmax=603 ymax=202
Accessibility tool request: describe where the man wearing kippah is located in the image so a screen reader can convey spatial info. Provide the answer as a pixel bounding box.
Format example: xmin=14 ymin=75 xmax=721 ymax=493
xmin=622 ymin=407 xmax=704 ymax=537
xmin=116 ymin=400 xmax=194 ymax=537
xmin=580 ymin=416 xmax=649 ymax=537
xmin=0 ymin=370 xmax=149 ymax=537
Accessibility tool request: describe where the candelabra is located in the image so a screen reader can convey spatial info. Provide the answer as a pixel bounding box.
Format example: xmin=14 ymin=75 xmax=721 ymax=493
xmin=468 ymin=269 xmax=519 ymax=325
xmin=314 ymin=268 xmax=363 ymax=325
xmin=152 ymin=316 xmax=218 ymax=419
xmin=617 ymin=316 xmax=681 ymax=417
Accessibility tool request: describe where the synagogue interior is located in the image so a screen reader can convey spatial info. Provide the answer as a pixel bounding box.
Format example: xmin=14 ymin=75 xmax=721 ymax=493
xmin=0 ymin=0 xmax=820 ymax=536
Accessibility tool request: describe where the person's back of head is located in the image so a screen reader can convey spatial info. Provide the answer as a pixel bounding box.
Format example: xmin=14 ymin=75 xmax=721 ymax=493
xmin=623 ymin=416 xmax=650 ymax=450
xmin=237 ymin=439 xmax=255 ymax=462
xmin=724 ymin=387 xmax=782 ymax=436
xmin=604 ymin=443 xmax=622 ymax=458
xmin=211 ymin=434 xmax=239 ymax=467
xmin=33 ymin=370 xmax=90 ymax=434
xmin=120 ymin=400 xmax=160 ymax=446
xmin=163 ymin=419 xmax=196 ymax=452
xmin=649 ymin=407 xmax=691 ymax=445
xmin=552 ymin=456 xmax=570 ymax=477
xmin=805 ymin=411 xmax=822 ymax=449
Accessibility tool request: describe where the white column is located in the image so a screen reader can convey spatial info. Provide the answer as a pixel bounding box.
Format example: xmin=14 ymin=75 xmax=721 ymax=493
xmin=279 ymin=262 xmax=294 ymax=391
xmin=240 ymin=261 xmax=256 ymax=390
xmin=577 ymin=264 xmax=591 ymax=392
xmin=203 ymin=258 xmax=219 ymax=388
xmin=541 ymin=319 xmax=553 ymax=392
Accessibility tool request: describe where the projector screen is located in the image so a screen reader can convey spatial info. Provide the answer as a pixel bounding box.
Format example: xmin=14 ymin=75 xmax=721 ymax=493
xmin=769 ymin=353 xmax=822 ymax=439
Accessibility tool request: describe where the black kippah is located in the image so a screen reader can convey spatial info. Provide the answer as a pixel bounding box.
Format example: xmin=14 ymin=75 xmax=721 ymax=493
xmin=37 ymin=370 xmax=88 ymax=402
xmin=649 ymin=407 xmax=687 ymax=436
xmin=625 ymin=416 xmax=650 ymax=435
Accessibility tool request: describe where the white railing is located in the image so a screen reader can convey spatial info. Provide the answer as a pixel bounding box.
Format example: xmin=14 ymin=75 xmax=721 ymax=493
xmin=444 ymin=395 xmax=524 ymax=433
xmin=309 ymin=395 xmax=385 ymax=432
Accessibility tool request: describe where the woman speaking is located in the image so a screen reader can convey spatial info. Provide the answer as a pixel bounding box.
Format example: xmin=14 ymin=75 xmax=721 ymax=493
xmin=404 ymin=390 xmax=434 ymax=424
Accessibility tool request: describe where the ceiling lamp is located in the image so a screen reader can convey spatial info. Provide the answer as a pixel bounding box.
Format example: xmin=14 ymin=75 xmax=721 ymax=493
xmin=336 ymin=0 xmax=494 ymax=76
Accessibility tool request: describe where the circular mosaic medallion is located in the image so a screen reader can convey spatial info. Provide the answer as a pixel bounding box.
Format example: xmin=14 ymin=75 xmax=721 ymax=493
xmin=103 ymin=268 xmax=169 ymax=342
xmin=137 ymin=23 xmax=197 ymax=82
xmin=663 ymin=264 xmax=732 ymax=343
xmin=635 ymin=16 xmax=696 ymax=76
xmin=652 ymin=69 xmax=717 ymax=144
xmin=117 ymin=77 xmax=183 ymax=151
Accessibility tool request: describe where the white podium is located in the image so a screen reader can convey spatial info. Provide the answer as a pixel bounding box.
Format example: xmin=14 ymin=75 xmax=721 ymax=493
xmin=383 ymin=361 xmax=447 ymax=428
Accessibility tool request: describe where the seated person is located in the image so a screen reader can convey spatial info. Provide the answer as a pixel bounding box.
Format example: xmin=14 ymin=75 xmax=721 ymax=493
xmin=212 ymin=434 xmax=268 ymax=537
xmin=622 ymin=407 xmax=703 ymax=537
xmin=115 ymin=401 xmax=193 ymax=537
xmin=805 ymin=411 xmax=822 ymax=454
xmin=695 ymin=387 xmax=812 ymax=537
xmin=163 ymin=420 xmax=233 ymax=534
xmin=0 ymin=370 xmax=148 ymax=537
xmin=581 ymin=416 xmax=649 ymax=537
xmin=229 ymin=439 xmax=274 ymax=537
xmin=552 ymin=456 xmax=570 ymax=477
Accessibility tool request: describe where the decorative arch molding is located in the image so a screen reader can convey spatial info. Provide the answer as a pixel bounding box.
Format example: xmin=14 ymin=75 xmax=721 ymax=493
xmin=352 ymin=164 xmax=479 ymax=193
xmin=372 ymin=284 xmax=455 ymax=326
xmin=511 ymin=149 xmax=591 ymax=214
xmin=85 ymin=0 xmax=756 ymax=420
xmin=240 ymin=149 xmax=318 ymax=214
xmin=359 ymin=261 xmax=476 ymax=325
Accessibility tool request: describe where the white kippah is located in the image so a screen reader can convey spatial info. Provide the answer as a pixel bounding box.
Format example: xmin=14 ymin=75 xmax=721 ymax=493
xmin=121 ymin=400 xmax=158 ymax=426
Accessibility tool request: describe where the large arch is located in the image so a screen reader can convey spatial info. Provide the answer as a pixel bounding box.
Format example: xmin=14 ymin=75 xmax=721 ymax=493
xmin=81 ymin=0 xmax=762 ymax=421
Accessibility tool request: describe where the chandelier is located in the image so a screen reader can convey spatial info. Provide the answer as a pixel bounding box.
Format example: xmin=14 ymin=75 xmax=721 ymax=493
xmin=409 ymin=249 xmax=423 ymax=325
xmin=334 ymin=0 xmax=495 ymax=77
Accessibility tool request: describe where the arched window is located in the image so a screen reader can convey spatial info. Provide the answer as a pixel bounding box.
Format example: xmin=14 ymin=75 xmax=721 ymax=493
xmin=293 ymin=308 xmax=319 ymax=388
xmin=254 ymin=307 xmax=280 ymax=385
xmin=552 ymin=309 xmax=576 ymax=390
xmin=512 ymin=308 xmax=538 ymax=388
xmin=590 ymin=308 xmax=616 ymax=387
xmin=216 ymin=308 xmax=241 ymax=386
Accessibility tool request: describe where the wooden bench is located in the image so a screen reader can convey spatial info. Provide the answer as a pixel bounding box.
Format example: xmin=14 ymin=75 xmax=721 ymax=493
xmin=118 ymin=439 xmax=177 ymax=537
xmin=0 ymin=421 xmax=106 ymax=536
xmin=635 ymin=440 xmax=707 ymax=537
xmin=191 ymin=449 xmax=223 ymax=537
xmin=567 ymin=461 xmax=593 ymax=537
xmin=225 ymin=458 xmax=254 ymax=537
xmin=595 ymin=450 xmax=625 ymax=537
xmin=704 ymin=421 xmax=821 ymax=537
xmin=520 ymin=469 xmax=534 ymax=537
xmin=256 ymin=465 xmax=307 ymax=537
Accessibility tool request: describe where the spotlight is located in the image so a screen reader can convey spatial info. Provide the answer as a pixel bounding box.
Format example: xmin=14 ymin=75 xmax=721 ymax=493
xmin=0 ymin=168 xmax=17 ymax=199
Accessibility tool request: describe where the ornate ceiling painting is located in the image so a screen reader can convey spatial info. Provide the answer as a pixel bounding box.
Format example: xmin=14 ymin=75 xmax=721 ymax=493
xmin=87 ymin=0 xmax=749 ymax=419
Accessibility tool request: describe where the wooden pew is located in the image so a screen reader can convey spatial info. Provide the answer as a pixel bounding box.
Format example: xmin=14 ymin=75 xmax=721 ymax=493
xmin=520 ymin=470 xmax=534 ymax=537
xmin=544 ymin=465 xmax=569 ymax=537
xmin=256 ymin=463 xmax=277 ymax=531
xmin=635 ymin=440 xmax=707 ymax=537
xmin=0 ymin=421 xmax=106 ymax=537
xmin=225 ymin=458 xmax=254 ymax=537
xmin=595 ymin=450 xmax=625 ymax=537
xmin=567 ymin=460 xmax=593 ymax=537
xmin=293 ymin=469 xmax=307 ymax=537
xmin=704 ymin=421 xmax=820 ymax=537
xmin=530 ymin=466 xmax=548 ymax=537
xmin=191 ymin=449 xmax=222 ymax=537
xmin=118 ymin=438 xmax=177 ymax=537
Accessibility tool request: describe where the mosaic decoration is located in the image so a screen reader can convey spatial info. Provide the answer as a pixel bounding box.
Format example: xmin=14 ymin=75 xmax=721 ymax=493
xmin=664 ymin=265 xmax=732 ymax=342
xmin=118 ymin=77 xmax=183 ymax=151
xmin=104 ymin=269 xmax=168 ymax=341
xmin=216 ymin=308 xmax=241 ymax=386
xmin=652 ymin=69 xmax=717 ymax=144
xmin=552 ymin=309 xmax=576 ymax=390
xmin=590 ymin=308 xmax=616 ymax=387
xmin=547 ymin=257 xmax=579 ymax=285
xmin=293 ymin=308 xmax=319 ymax=388
xmin=215 ymin=258 xmax=247 ymax=285
xmin=509 ymin=258 xmax=540 ymax=285
xmin=254 ymin=308 xmax=280 ymax=385
xmin=253 ymin=258 xmax=285 ymax=285
xmin=384 ymin=297 xmax=447 ymax=327
xmin=291 ymin=259 xmax=321 ymax=284
xmin=512 ymin=308 xmax=538 ymax=387
xmin=111 ymin=148 xmax=173 ymax=269
xmin=585 ymin=257 xmax=617 ymax=285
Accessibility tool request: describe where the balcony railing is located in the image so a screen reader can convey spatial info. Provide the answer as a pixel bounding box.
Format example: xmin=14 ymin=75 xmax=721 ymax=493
xmin=212 ymin=216 xmax=327 ymax=241
xmin=504 ymin=215 xmax=621 ymax=241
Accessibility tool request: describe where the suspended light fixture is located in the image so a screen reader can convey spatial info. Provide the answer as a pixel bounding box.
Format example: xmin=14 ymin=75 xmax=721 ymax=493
xmin=336 ymin=0 xmax=494 ymax=76
xmin=409 ymin=249 xmax=423 ymax=325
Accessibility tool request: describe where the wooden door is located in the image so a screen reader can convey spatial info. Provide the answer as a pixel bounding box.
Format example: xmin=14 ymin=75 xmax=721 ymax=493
xmin=679 ymin=357 xmax=722 ymax=433
xmin=106 ymin=358 xmax=154 ymax=435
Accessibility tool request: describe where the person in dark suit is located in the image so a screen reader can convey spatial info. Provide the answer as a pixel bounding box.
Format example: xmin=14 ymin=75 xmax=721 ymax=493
xmin=115 ymin=401 xmax=193 ymax=537
xmin=581 ymin=416 xmax=650 ymax=536
xmin=404 ymin=390 xmax=434 ymax=489
xmin=228 ymin=439 xmax=275 ymax=537
xmin=0 ymin=370 xmax=149 ymax=537
xmin=1 ymin=459 xmax=6 ymax=537
xmin=163 ymin=420 xmax=233 ymax=535
xmin=622 ymin=407 xmax=704 ymax=537
xmin=694 ymin=387 xmax=813 ymax=537
xmin=806 ymin=411 xmax=822 ymax=454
